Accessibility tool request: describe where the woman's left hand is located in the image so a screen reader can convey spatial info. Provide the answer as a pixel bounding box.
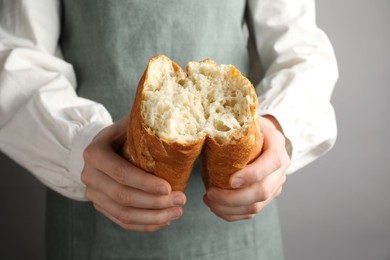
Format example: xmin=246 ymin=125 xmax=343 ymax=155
xmin=203 ymin=115 xmax=290 ymax=222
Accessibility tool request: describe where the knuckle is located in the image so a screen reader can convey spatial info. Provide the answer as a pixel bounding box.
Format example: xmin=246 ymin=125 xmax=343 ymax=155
xmin=209 ymin=191 xmax=233 ymax=207
xmin=80 ymin=171 xmax=89 ymax=185
xmin=83 ymin=144 xmax=96 ymax=164
xmin=207 ymin=191 xmax=226 ymax=205
xmin=113 ymin=164 xmax=128 ymax=184
xmin=115 ymin=209 xmax=132 ymax=224
xmin=116 ymin=188 xmax=133 ymax=206
xmin=258 ymin=184 xmax=272 ymax=201
xmin=249 ymin=203 xmax=262 ymax=214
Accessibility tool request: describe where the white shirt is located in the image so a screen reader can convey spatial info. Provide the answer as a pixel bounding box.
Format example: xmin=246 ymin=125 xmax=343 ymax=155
xmin=0 ymin=0 xmax=338 ymax=201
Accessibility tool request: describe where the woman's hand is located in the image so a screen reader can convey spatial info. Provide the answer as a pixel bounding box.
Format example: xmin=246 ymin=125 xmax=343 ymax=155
xmin=203 ymin=115 xmax=290 ymax=222
xmin=81 ymin=117 xmax=186 ymax=232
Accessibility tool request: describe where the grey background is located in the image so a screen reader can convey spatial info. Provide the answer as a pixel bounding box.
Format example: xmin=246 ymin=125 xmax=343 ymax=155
xmin=1 ymin=0 xmax=389 ymax=259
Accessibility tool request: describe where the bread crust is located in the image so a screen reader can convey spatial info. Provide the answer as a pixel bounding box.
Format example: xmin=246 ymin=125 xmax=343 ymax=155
xmin=122 ymin=56 xmax=204 ymax=191
xmin=200 ymin=118 xmax=263 ymax=189
xmin=122 ymin=55 xmax=263 ymax=191
xmin=199 ymin=65 xmax=263 ymax=189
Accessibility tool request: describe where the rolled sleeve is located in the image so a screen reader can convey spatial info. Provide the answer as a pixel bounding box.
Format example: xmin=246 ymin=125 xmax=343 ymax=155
xmin=247 ymin=0 xmax=339 ymax=173
xmin=0 ymin=0 xmax=113 ymax=200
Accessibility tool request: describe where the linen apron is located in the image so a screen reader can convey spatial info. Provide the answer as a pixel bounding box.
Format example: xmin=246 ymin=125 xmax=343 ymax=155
xmin=46 ymin=1 xmax=284 ymax=259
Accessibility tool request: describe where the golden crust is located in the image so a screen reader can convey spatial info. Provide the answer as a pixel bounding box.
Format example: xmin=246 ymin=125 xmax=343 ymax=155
xmin=122 ymin=55 xmax=204 ymax=191
xmin=121 ymin=55 xmax=263 ymax=191
xmin=200 ymin=119 xmax=263 ymax=189
xmin=200 ymin=63 xmax=263 ymax=189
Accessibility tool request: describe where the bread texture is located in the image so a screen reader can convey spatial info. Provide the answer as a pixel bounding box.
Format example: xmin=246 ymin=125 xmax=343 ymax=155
xmin=121 ymin=55 xmax=263 ymax=191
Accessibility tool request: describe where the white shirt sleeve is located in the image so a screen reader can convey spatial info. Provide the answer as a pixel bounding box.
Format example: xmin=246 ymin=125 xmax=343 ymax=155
xmin=247 ymin=0 xmax=339 ymax=173
xmin=0 ymin=0 xmax=113 ymax=200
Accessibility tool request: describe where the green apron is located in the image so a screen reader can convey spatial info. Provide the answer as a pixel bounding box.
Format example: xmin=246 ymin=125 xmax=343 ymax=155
xmin=46 ymin=1 xmax=284 ymax=259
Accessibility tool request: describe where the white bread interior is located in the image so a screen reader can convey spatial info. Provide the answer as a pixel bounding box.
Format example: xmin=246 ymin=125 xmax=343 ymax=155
xmin=142 ymin=56 xmax=256 ymax=144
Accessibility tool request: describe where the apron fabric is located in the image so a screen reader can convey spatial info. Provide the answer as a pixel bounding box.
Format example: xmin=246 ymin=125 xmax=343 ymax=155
xmin=46 ymin=1 xmax=284 ymax=259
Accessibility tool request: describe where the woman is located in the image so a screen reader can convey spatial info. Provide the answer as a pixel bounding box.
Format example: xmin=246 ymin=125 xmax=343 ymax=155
xmin=0 ymin=0 xmax=338 ymax=259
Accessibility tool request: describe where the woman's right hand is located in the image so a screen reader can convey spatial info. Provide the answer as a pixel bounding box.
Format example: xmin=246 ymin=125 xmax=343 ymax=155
xmin=81 ymin=117 xmax=186 ymax=232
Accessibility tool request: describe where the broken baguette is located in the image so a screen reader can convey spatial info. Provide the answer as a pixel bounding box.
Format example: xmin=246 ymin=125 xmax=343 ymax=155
xmin=121 ymin=55 xmax=263 ymax=191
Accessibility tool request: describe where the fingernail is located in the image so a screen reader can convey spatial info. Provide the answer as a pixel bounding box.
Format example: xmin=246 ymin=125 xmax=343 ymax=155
xmin=231 ymin=177 xmax=245 ymax=188
xmin=170 ymin=207 xmax=183 ymax=220
xmin=173 ymin=194 xmax=185 ymax=206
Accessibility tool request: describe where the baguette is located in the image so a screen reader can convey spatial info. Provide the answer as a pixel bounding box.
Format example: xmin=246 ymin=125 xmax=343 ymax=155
xmin=121 ymin=55 xmax=263 ymax=191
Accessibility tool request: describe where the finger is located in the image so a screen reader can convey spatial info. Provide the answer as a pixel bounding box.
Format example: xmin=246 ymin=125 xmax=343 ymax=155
xmin=204 ymin=175 xmax=285 ymax=221
xmin=230 ymin=126 xmax=289 ymax=188
xmin=209 ymin=211 xmax=256 ymax=222
xmin=88 ymin=188 xmax=184 ymax=226
xmin=204 ymin=195 xmax=266 ymax=216
xmin=92 ymin=116 xmax=129 ymax=150
xmin=207 ymin=170 xmax=285 ymax=207
xmin=83 ymin=165 xmax=186 ymax=208
xmin=204 ymin=176 xmax=284 ymax=216
xmin=94 ymin=204 xmax=170 ymax=232
xmin=83 ymin=145 xmax=171 ymax=195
